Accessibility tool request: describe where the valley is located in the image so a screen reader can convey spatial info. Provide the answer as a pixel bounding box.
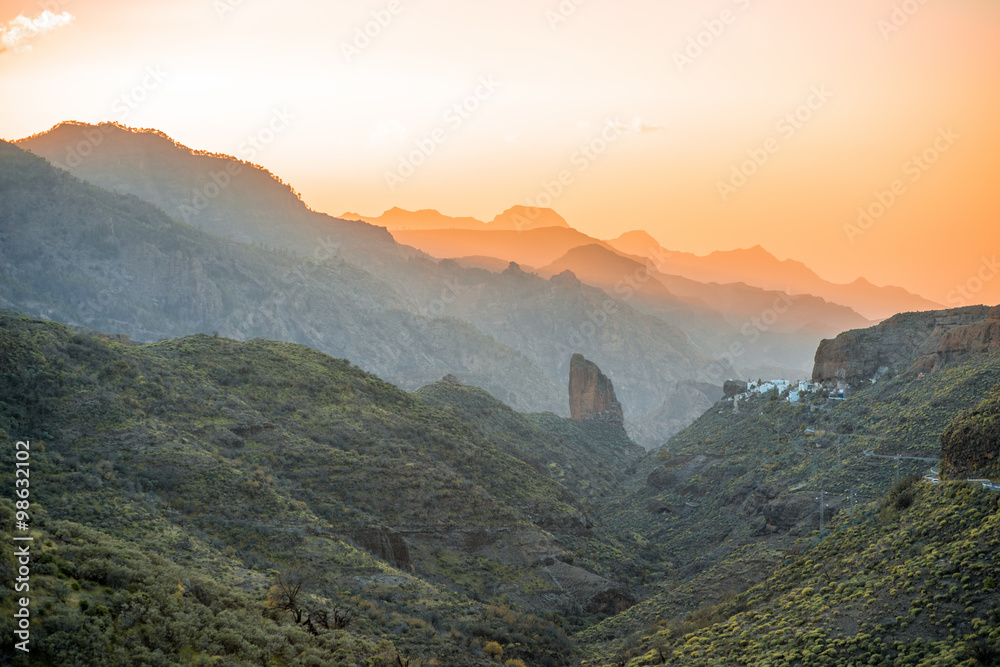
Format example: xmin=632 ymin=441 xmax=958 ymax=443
xmin=1 ymin=122 xmax=997 ymax=667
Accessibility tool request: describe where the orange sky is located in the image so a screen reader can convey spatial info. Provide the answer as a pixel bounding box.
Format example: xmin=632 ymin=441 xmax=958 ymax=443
xmin=3 ymin=0 xmax=999 ymax=306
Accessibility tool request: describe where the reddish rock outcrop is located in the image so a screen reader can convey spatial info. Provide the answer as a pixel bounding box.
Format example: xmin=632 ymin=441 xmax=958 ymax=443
xmin=813 ymin=305 xmax=999 ymax=385
xmin=931 ymin=305 xmax=1000 ymax=369
xmin=569 ymin=354 xmax=624 ymax=425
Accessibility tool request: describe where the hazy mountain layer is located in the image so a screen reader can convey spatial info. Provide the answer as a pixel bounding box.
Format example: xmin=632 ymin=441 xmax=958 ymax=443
xmin=14 ymin=124 xmax=741 ymax=446
xmin=609 ymin=231 xmax=943 ymax=321
xmin=343 ymin=205 xmax=572 ymax=232
xmin=0 ymin=140 xmax=566 ymax=415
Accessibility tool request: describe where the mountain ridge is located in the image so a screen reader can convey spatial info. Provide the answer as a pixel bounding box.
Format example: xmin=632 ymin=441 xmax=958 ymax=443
xmin=5 ymin=133 xmax=732 ymax=446
xmin=607 ymin=231 xmax=943 ymax=321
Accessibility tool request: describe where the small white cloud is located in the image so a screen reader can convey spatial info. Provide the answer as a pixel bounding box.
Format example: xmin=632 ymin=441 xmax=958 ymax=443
xmin=369 ymin=119 xmax=407 ymax=145
xmin=0 ymin=11 xmax=75 ymax=54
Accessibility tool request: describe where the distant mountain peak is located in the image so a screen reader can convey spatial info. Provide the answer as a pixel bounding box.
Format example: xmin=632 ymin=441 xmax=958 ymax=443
xmin=491 ymin=206 xmax=571 ymax=231
xmin=341 ymin=205 xmax=574 ymax=232
xmin=550 ymin=269 xmax=582 ymax=286
xmin=615 ymin=230 xmax=661 ymax=245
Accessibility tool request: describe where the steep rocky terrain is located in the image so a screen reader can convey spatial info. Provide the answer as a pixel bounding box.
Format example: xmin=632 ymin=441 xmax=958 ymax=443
xmin=2 ymin=304 xmax=999 ymax=665
xmin=540 ymin=243 xmax=869 ymax=379
xmin=569 ymin=354 xmax=625 ymax=425
xmin=813 ymin=305 xmax=999 ymax=385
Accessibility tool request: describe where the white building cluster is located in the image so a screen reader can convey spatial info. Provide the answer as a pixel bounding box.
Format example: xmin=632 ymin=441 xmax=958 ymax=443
xmin=735 ymin=379 xmax=820 ymax=404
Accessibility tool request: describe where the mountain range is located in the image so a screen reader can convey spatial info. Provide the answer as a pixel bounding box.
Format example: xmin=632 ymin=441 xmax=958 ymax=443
xmin=1 ymin=302 xmax=998 ymax=665
xmin=340 ymin=203 xmax=941 ymax=322
xmin=6 ymin=121 xmax=942 ymax=447
xmin=1 ymin=119 xmax=997 ymax=663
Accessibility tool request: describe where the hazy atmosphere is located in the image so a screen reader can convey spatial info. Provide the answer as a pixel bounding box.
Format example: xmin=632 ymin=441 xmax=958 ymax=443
xmin=2 ymin=1 xmax=999 ymax=666
xmin=4 ymin=0 xmax=1000 ymax=302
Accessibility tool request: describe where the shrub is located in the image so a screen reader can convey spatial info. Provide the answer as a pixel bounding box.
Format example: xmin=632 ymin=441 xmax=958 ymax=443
xmin=484 ymin=641 xmax=504 ymax=661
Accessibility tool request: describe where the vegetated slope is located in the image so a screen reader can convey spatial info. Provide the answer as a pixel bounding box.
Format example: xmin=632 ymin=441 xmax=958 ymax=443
xmin=0 ymin=139 xmax=566 ymax=415
xmin=415 ymin=379 xmax=645 ymax=509
xmin=594 ymin=479 xmax=1000 ymax=666
xmin=941 ymin=385 xmax=1000 ymax=480
xmin=15 ymin=125 xmax=736 ymax=446
xmin=0 ymin=499 xmax=406 ymax=666
xmin=0 ymin=311 xmax=654 ymax=665
xmin=577 ymin=349 xmax=1000 ymax=661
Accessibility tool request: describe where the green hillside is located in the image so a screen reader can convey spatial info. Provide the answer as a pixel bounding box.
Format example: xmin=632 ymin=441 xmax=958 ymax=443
xmin=578 ymin=352 xmax=1000 ymax=662
xmin=0 ymin=310 xmax=648 ymax=665
xmin=2 ymin=307 xmax=999 ymax=665
xmin=591 ymin=480 xmax=1000 ymax=666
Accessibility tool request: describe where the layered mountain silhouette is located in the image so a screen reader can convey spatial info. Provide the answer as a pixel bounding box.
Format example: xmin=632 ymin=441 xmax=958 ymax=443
xmin=343 ymin=205 xmax=572 ymax=232
xmin=389 ymin=226 xmax=603 ymax=269
xmin=0 ymin=140 xmax=566 ymax=415
xmin=536 ymin=243 xmax=869 ymax=381
xmin=10 ymin=123 xmax=732 ymax=446
xmin=9 ymin=121 xmax=943 ymax=446
xmin=608 ymin=231 xmax=941 ymax=321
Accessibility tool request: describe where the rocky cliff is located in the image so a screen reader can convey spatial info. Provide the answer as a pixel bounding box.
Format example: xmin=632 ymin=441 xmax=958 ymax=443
xmin=569 ymin=354 xmax=624 ymax=425
xmin=812 ymin=305 xmax=999 ymax=385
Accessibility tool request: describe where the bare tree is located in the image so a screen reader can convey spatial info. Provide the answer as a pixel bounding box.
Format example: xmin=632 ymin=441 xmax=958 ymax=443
xmin=266 ymin=571 xmax=353 ymax=634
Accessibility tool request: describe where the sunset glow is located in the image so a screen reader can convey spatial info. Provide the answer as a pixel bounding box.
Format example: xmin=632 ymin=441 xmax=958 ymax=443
xmin=3 ymin=0 xmax=999 ymax=304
